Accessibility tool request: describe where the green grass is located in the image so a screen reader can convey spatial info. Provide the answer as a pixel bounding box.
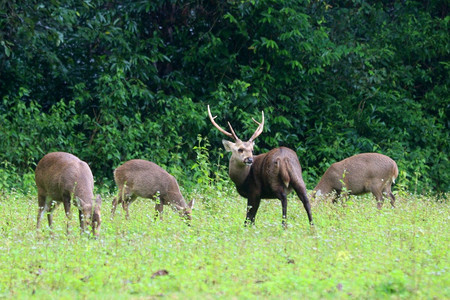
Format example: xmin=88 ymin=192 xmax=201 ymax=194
xmin=0 ymin=187 xmax=448 ymax=299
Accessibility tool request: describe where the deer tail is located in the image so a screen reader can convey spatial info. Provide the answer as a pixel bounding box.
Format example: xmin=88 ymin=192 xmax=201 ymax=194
xmin=392 ymin=161 xmax=399 ymax=184
xmin=278 ymin=157 xmax=290 ymax=188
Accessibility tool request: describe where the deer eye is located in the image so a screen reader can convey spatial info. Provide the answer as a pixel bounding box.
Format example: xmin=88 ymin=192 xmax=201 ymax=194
xmin=238 ymin=148 xmax=244 ymax=153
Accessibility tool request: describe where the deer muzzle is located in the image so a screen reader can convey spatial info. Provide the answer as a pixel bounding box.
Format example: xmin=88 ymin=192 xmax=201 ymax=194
xmin=244 ymin=157 xmax=253 ymax=165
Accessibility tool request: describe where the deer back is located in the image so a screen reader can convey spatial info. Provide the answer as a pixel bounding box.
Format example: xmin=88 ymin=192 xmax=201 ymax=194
xmin=315 ymin=153 xmax=398 ymax=195
xmin=114 ymin=159 xmax=188 ymax=208
xmin=35 ymin=152 xmax=95 ymax=203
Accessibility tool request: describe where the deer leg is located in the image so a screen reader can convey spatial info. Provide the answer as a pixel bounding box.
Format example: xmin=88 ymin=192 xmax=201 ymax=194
xmin=373 ymin=190 xmax=384 ymax=209
xmin=111 ymin=188 xmax=124 ymax=218
xmin=78 ymin=210 xmax=86 ymax=234
xmin=122 ymin=200 xmax=129 ymax=220
xmin=331 ymin=190 xmax=341 ymax=204
xmin=111 ymin=197 xmax=119 ymax=218
xmin=383 ymin=185 xmax=395 ymax=208
xmin=37 ymin=194 xmax=48 ymax=229
xmin=389 ymin=191 xmax=396 ymax=208
xmin=275 ymin=190 xmax=288 ymax=228
xmin=123 ymin=195 xmax=137 ymax=220
xmin=154 ymin=201 xmax=164 ymax=221
xmin=63 ymin=195 xmax=72 ymax=234
xmin=245 ymin=197 xmax=261 ymax=226
xmin=293 ymin=182 xmax=314 ymax=225
xmin=47 ymin=201 xmax=59 ymax=228
xmin=281 ymin=196 xmax=288 ymax=228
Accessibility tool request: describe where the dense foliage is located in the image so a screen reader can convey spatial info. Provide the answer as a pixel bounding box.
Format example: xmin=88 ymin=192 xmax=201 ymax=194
xmin=0 ymin=0 xmax=448 ymax=193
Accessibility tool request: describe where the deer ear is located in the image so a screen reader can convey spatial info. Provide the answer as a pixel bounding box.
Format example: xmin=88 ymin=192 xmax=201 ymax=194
xmin=222 ymin=140 xmax=235 ymax=152
xmin=188 ymin=199 xmax=195 ymax=209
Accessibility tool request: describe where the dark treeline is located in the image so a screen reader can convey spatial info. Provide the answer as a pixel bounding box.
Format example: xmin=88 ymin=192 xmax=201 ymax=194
xmin=0 ymin=0 xmax=448 ymax=194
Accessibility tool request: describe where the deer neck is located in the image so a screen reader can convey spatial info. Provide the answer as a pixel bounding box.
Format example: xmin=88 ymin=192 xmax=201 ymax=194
xmin=228 ymin=158 xmax=252 ymax=187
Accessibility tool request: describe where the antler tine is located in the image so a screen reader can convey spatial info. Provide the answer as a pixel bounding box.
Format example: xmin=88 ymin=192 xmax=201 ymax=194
xmin=249 ymin=111 xmax=265 ymax=142
xmin=227 ymin=122 xmax=239 ymax=141
xmin=207 ymin=105 xmax=239 ymax=141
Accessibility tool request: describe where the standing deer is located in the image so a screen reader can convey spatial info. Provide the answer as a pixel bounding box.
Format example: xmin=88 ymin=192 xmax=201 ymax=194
xmin=35 ymin=152 xmax=102 ymax=236
xmin=112 ymin=159 xmax=194 ymax=220
xmin=208 ymin=105 xmax=313 ymax=226
xmin=312 ymin=153 xmax=398 ymax=208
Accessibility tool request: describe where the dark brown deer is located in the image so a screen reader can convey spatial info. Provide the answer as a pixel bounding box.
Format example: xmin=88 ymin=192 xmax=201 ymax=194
xmin=112 ymin=159 xmax=194 ymax=220
xmin=208 ymin=105 xmax=313 ymax=226
xmin=35 ymin=152 xmax=102 ymax=236
xmin=312 ymin=153 xmax=398 ymax=208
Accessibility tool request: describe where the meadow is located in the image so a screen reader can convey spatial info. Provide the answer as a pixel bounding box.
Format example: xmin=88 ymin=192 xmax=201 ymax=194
xmin=0 ymin=186 xmax=448 ymax=299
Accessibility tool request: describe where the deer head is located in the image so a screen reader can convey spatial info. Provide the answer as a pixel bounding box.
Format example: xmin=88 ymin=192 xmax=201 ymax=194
xmin=207 ymin=105 xmax=264 ymax=167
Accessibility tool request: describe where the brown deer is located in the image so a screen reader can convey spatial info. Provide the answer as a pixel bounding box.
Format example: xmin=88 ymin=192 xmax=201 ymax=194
xmin=208 ymin=105 xmax=313 ymax=226
xmin=35 ymin=152 xmax=102 ymax=236
xmin=312 ymin=153 xmax=398 ymax=208
xmin=112 ymin=159 xmax=194 ymax=220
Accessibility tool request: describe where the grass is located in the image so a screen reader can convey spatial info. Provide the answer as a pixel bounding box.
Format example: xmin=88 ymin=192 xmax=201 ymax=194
xmin=0 ymin=186 xmax=448 ymax=299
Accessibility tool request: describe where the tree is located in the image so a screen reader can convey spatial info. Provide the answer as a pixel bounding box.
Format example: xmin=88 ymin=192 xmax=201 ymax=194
xmin=0 ymin=0 xmax=448 ymax=193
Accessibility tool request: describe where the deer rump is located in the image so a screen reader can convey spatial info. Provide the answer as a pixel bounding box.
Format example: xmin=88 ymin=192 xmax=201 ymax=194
xmin=239 ymin=148 xmax=302 ymax=199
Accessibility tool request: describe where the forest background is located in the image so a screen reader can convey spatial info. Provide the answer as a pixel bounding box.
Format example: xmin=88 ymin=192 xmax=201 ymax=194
xmin=0 ymin=0 xmax=448 ymax=195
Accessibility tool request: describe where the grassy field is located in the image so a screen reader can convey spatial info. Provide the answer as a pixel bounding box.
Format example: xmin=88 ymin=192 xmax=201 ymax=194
xmin=0 ymin=186 xmax=448 ymax=299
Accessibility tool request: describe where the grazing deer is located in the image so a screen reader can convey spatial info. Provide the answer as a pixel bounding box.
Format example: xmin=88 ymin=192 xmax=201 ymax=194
xmin=112 ymin=159 xmax=194 ymax=220
xmin=312 ymin=153 xmax=398 ymax=208
xmin=208 ymin=105 xmax=313 ymax=226
xmin=35 ymin=152 xmax=102 ymax=236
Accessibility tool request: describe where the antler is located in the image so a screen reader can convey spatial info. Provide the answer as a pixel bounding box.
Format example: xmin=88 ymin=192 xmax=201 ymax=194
xmin=248 ymin=111 xmax=264 ymax=142
xmin=207 ymin=105 xmax=240 ymax=141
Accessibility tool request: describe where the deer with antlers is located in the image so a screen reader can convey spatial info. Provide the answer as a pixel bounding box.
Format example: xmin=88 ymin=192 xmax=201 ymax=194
xmin=208 ymin=105 xmax=313 ymax=227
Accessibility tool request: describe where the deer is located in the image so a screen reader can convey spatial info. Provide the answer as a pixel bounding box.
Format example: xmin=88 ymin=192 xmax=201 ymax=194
xmin=207 ymin=105 xmax=313 ymax=227
xmin=312 ymin=153 xmax=398 ymax=208
xmin=111 ymin=159 xmax=194 ymax=220
xmin=35 ymin=152 xmax=102 ymax=236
